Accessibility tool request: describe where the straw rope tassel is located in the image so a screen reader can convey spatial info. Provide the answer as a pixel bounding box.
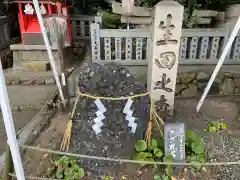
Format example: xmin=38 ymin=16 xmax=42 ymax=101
xmin=145 ymin=94 xmax=153 ymax=147
xmin=60 ymin=95 xmax=80 ymax=151
xmin=60 ymin=119 xmax=72 ymax=152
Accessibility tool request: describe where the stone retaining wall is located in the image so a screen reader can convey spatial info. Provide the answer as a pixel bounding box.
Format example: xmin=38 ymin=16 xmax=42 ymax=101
xmin=11 ymin=46 xmax=59 ymax=72
xmin=176 ymin=71 xmax=240 ymax=96
xmin=4 ymin=76 xmax=56 ymax=85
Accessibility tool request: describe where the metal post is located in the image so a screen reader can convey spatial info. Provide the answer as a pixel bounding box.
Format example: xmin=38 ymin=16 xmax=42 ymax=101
xmin=197 ymin=16 xmax=240 ymax=112
xmin=32 ymin=0 xmax=65 ymax=107
xmin=0 ymin=61 xmax=25 ymax=180
xmin=58 ymin=35 xmax=70 ymax=109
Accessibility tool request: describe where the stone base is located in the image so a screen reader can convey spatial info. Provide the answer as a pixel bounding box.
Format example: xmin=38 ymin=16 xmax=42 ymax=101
xmin=4 ymin=70 xmax=56 ymax=85
xmin=10 ymin=44 xmax=73 ymax=73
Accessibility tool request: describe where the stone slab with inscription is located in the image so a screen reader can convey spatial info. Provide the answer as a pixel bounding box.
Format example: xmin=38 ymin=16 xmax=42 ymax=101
xmin=164 ymin=123 xmax=185 ymax=162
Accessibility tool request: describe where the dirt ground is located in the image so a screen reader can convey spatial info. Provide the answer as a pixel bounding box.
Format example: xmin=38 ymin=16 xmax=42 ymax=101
xmin=23 ymin=113 xmax=69 ymax=177
xmin=22 ymin=97 xmax=240 ymax=180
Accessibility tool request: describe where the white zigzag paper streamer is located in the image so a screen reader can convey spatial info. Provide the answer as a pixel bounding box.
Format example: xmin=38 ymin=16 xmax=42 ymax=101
xmin=123 ymin=99 xmax=137 ymax=133
xmin=92 ymin=99 xmax=106 ymax=135
xmin=24 ymin=4 xmax=34 ymax=15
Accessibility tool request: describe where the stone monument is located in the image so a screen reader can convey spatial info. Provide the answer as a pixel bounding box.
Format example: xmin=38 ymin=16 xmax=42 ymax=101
xmin=72 ymin=63 xmax=149 ymax=175
xmin=147 ymin=0 xmax=183 ymax=116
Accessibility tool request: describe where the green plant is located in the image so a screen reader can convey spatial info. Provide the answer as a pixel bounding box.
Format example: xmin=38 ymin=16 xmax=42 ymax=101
xmin=135 ymin=139 xmax=164 ymax=164
xmin=153 ymin=174 xmax=170 ymax=180
xmin=163 ymin=153 xmax=174 ymax=177
xmin=205 ymin=121 xmax=227 ymax=133
xmin=101 ymin=176 xmax=114 ymax=180
xmin=185 ymin=130 xmax=205 ymax=170
xmin=153 ymin=175 xmax=161 ymax=180
xmin=183 ymin=9 xmax=199 ymax=28
xmin=48 ymin=156 xmax=84 ymax=179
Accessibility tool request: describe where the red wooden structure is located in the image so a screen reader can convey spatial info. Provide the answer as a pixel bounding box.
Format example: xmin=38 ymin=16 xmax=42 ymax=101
xmin=6 ymin=0 xmax=72 ymax=45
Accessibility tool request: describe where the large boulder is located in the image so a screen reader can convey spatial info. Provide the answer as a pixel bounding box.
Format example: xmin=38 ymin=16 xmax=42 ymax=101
xmin=72 ymin=63 xmax=149 ymax=175
xmin=181 ymin=84 xmax=198 ymax=97
xmin=179 ymin=72 xmax=196 ymax=84
xmin=220 ymin=78 xmax=235 ymax=95
xmin=196 ymin=72 xmax=210 ymax=82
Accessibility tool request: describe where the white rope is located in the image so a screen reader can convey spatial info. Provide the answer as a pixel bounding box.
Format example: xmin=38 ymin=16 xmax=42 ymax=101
xmin=9 ymin=173 xmax=58 ymax=180
xmin=19 ymin=144 xmax=240 ymax=166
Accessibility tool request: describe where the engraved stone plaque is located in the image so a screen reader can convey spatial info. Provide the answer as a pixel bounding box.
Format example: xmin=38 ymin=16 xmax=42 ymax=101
xmin=164 ymin=123 xmax=185 ymax=162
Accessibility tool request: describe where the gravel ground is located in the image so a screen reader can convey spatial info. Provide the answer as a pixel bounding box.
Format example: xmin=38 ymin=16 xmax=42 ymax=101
xmin=170 ymin=98 xmax=240 ymax=180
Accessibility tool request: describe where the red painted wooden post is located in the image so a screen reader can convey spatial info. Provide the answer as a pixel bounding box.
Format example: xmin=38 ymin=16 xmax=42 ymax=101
xmin=65 ymin=6 xmax=72 ymax=44
xmin=18 ymin=3 xmax=25 ymax=44
xmin=48 ymin=3 xmax=52 ymax=15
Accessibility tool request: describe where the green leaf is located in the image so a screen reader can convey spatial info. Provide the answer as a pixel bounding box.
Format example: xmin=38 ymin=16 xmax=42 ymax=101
xmin=220 ymin=122 xmax=227 ymax=130
xmin=161 ymin=175 xmax=169 ymax=180
xmin=163 ymin=154 xmax=173 ymax=163
xmin=190 ymin=160 xmax=201 ymax=170
xmin=69 ymin=159 xmax=77 ymax=166
xmin=64 ymin=167 xmax=74 ymax=176
xmin=135 ymin=140 xmax=147 ymax=152
xmin=187 ymin=130 xmax=202 ymax=142
xmin=144 ymin=152 xmax=153 ymax=158
xmin=187 ymin=130 xmax=194 ymax=138
xmin=191 ymin=142 xmax=204 ymax=154
xmin=153 ymin=175 xmax=161 ymax=180
xmin=145 ymin=157 xmax=154 ymax=162
xmin=157 ymin=138 xmax=164 ymax=149
xmin=190 ymin=154 xmax=205 ymax=164
xmin=136 ymin=152 xmax=147 ymax=160
xmin=74 ymin=168 xmax=84 ymax=179
xmin=150 ymin=139 xmax=158 ymax=150
xmin=197 ymin=154 xmax=205 ymax=163
xmin=72 ymin=164 xmax=79 ymax=171
xmin=56 ymin=156 xmax=68 ymax=166
xmin=209 ymin=126 xmax=217 ymax=133
xmin=153 ymin=148 xmax=163 ymax=157
xmin=56 ymin=168 xmax=64 ymax=179
xmin=165 ymin=165 xmax=173 ymax=176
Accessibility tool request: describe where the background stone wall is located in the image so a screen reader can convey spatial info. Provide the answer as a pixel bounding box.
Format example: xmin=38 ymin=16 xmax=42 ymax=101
xmin=176 ymin=71 xmax=240 ymax=96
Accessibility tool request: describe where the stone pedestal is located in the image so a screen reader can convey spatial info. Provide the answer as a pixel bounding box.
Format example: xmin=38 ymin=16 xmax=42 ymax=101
xmin=147 ymin=0 xmax=183 ymax=115
xmin=10 ymin=44 xmax=72 ymax=73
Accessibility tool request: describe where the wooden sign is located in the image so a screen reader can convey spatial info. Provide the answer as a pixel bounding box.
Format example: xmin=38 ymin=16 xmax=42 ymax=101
xmin=164 ymin=123 xmax=185 ymax=162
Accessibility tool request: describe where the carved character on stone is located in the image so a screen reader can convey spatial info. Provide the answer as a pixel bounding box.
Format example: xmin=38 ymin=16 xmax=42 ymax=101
xmin=155 ymin=95 xmax=170 ymax=116
xmin=154 ymin=73 xmax=173 ymax=92
xmin=156 ymin=14 xmax=178 ymax=46
xmin=155 ymin=52 xmax=176 ymax=69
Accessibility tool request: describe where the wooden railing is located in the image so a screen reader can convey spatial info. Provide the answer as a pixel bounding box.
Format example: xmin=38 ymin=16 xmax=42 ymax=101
xmin=90 ymin=23 xmax=240 ymax=65
xmin=70 ymin=15 xmax=102 ymax=40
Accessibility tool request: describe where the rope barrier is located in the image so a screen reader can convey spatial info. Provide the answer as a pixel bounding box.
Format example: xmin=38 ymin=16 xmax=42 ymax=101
xmin=8 ymin=90 xmax=240 ymax=180
xmin=8 ymin=173 xmax=59 ymax=180
xmin=19 ymin=144 xmax=240 ymax=166
xmin=78 ymin=91 xmax=149 ymax=100
xmin=60 ymin=91 xmax=151 ymax=151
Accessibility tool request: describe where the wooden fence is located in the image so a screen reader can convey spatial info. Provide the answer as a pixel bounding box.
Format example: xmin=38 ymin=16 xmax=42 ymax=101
xmin=0 ymin=16 xmax=10 ymax=51
xmin=70 ymin=15 xmax=102 ymax=40
xmin=90 ymin=23 xmax=240 ymax=65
